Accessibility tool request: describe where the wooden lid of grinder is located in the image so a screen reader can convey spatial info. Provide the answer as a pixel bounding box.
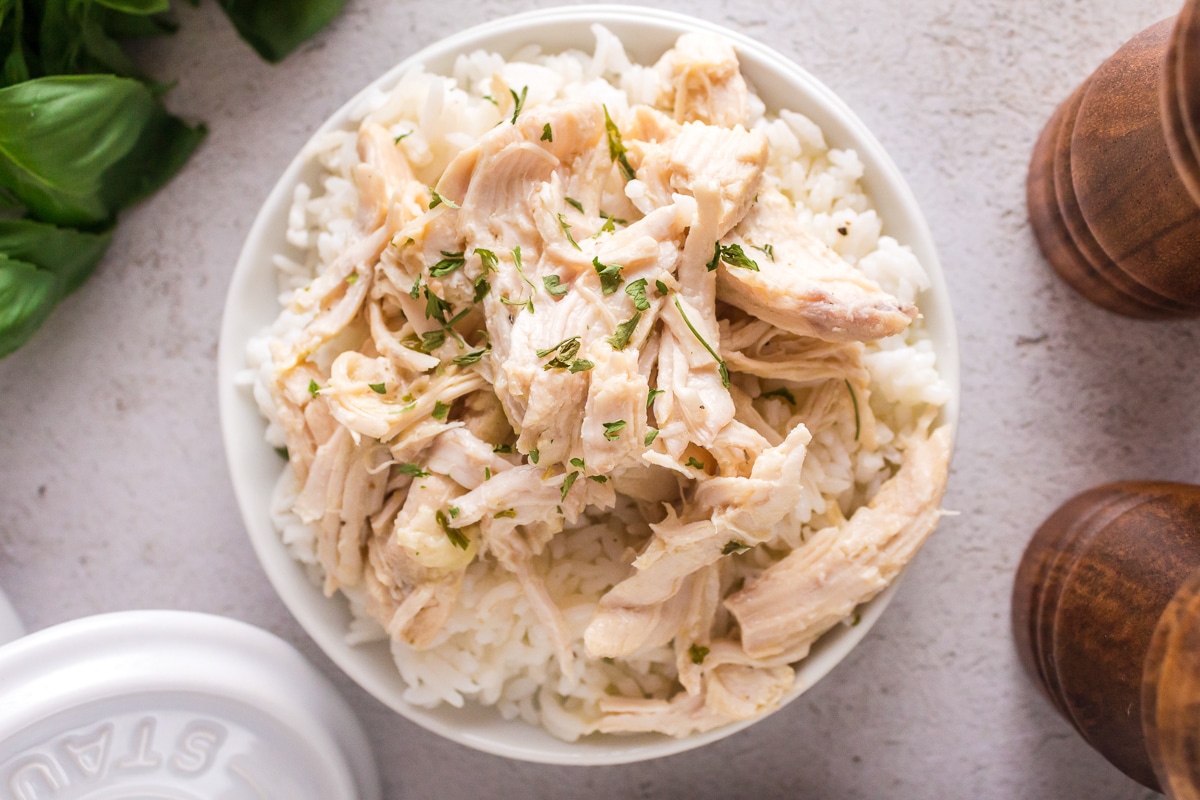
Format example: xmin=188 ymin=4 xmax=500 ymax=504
xmin=1012 ymin=481 xmax=1200 ymax=792
xmin=1027 ymin=3 xmax=1200 ymax=317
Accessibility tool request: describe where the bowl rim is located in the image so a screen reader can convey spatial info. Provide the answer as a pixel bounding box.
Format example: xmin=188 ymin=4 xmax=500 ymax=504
xmin=218 ymin=3 xmax=960 ymax=766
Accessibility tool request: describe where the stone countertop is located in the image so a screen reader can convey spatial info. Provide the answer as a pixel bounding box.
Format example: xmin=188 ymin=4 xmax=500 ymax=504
xmin=0 ymin=1 xmax=1194 ymax=797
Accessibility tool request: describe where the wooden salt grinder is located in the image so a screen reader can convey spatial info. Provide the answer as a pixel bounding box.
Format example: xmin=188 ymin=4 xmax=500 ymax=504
xmin=1027 ymin=2 xmax=1200 ymax=318
xmin=1012 ymin=482 xmax=1200 ymax=797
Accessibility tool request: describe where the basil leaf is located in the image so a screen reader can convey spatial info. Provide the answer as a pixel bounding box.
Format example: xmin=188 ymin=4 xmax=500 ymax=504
xmin=0 ymin=76 xmax=204 ymax=225
xmin=216 ymin=0 xmax=349 ymax=63
xmin=0 ymin=255 xmax=61 ymax=358
xmin=0 ymin=219 xmax=112 ymax=295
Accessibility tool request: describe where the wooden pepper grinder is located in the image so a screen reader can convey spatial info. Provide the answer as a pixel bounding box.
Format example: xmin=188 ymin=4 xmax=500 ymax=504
xmin=1027 ymin=1 xmax=1200 ymax=318
xmin=1012 ymin=482 xmax=1200 ymax=796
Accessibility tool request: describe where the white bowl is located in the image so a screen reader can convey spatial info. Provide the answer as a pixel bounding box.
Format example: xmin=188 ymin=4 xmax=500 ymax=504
xmin=218 ymin=4 xmax=959 ymax=766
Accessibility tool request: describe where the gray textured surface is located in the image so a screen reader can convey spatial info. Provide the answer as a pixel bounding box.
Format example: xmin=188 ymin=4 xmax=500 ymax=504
xmin=0 ymin=1 xmax=1195 ymax=797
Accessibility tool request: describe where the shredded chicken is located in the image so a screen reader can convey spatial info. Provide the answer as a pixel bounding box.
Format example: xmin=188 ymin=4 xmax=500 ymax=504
xmin=258 ymin=30 xmax=950 ymax=742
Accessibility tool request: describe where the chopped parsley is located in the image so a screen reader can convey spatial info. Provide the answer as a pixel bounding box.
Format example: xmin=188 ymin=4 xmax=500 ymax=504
xmin=475 ymin=248 xmax=499 ymax=272
xmin=482 ymin=93 xmax=498 ymax=105
xmin=655 ymin=279 xmax=669 ymax=296
xmin=409 ymin=277 xmax=422 ymax=299
xmin=602 ymin=105 xmax=635 ymax=181
xmin=492 ymin=443 xmax=514 ymax=454
xmin=494 ymin=509 xmax=517 ymax=519
xmin=689 ymin=644 xmax=710 ymax=664
xmin=647 ymin=388 xmax=664 ymax=408
xmin=845 ymin=379 xmax=860 ymax=441
xmin=435 ymin=510 xmax=470 ymax=550
xmin=431 ymin=400 xmax=450 ymax=420
xmin=593 ymin=214 xmax=616 ymax=237
xmin=644 ymin=428 xmax=659 ymax=446
xmin=592 ymin=257 xmax=623 ymax=294
xmin=448 ymin=506 xmax=460 ymax=518
xmin=429 ymin=251 xmax=466 ymax=277
xmin=588 ymin=475 xmax=608 ymax=484
xmin=473 ymin=275 xmax=491 ymax=303
xmin=721 ymin=540 xmax=751 ymax=556
xmin=428 ymin=188 xmax=460 ymax=210
xmin=512 ymin=246 xmax=535 ymax=289
xmin=606 ymin=312 xmax=641 ymax=350
xmin=509 ymin=85 xmax=528 ymax=124
xmin=423 ymin=286 xmax=452 ymax=323
xmin=542 ymin=275 xmax=569 ymax=296
xmin=565 ymin=197 xmax=584 ymax=213
xmin=537 ymin=336 xmax=581 ymax=370
xmin=625 ymin=278 xmax=650 ymax=311
xmin=307 ymin=379 xmax=321 ymax=397
xmin=557 ymin=213 xmax=581 ymax=250
xmin=707 ymin=242 xmax=759 ymax=272
xmin=761 ymin=387 xmax=797 ymax=405
xmin=274 ymin=446 xmax=289 ymax=461
xmin=402 ymin=329 xmax=445 ymax=353
xmin=369 ymin=382 xmax=387 ymax=395
xmin=396 ymin=463 xmax=430 ymax=478
xmin=568 ymin=359 xmax=594 ymax=373
xmin=393 ymin=131 xmax=412 ymax=143
xmin=452 ymin=347 xmax=491 ymax=366
xmin=345 ymin=273 xmax=358 ymax=285
xmin=602 ymin=420 xmax=626 ymax=440
xmin=685 ymin=456 xmax=705 ymax=470
xmin=570 ymin=457 xmax=586 ymax=469
xmin=673 ymin=297 xmax=729 ymax=387
xmin=561 ymin=470 xmax=579 ymax=500
xmin=760 ymin=243 xmax=775 ymax=261
xmin=484 ymin=467 xmax=492 ymax=480
xmin=541 ymin=123 xmax=553 ymax=142
xmin=529 ymin=449 xmax=540 ymax=465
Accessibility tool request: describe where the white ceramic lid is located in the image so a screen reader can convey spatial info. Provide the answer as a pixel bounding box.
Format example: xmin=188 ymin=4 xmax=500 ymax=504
xmin=0 ymin=586 xmax=23 ymax=647
xmin=0 ymin=610 xmax=380 ymax=800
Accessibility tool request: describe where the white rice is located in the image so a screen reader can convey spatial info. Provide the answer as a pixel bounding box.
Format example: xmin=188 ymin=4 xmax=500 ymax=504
xmin=240 ymin=25 xmax=947 ymax=741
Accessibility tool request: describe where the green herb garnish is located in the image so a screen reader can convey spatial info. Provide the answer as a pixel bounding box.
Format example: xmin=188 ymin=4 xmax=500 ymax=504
xmin=493 ymin=443 xmax=514 ymax=454
xmin=707 ymin=242 xmax=759 ymax=272
xmin=543 ymin=275 xmax=568 ymax=296
xmin=423 ymin=286 xmax=452 ymax=323
xmin=558 ymin=213 xmax=581 ymax=250
xmin=428 ymin=188 xmax=460 ymax=210
xmin=429 ymin=251 xmax=466 ymax=277
xmin=689 ymin=644 xmax=710 ymax=664
xmin=568 ymin=359 xmax=594 ymax=373
xmin=509 ymin=86 xmax=528 ymax=124
xmin=345 ymin=273 xmax=359 ymax=285
xmin=561 ymin=471 xmax=579 ymax=500
xmin=494 ymin=509 xmax=517 ymax=519
xmin=274 ymin=446 xmax=290 ymax=460
xmin=721 ymin=540 xmax=751 ymax=556
xmin=537 ymin=336 xmax=581 ymax=369
xmin=625 ymin=278 xmax=650 ymax=311
xmin=606 ymin=312 xmax=642 ymax=350
xmin=436 ymin=510 xmax=470 ymax=550
xmin=644 ymin=428 xmax=659 ymax=446
xmin=565 ymin=197 xmax=585 ymax=213
xmin=570 ymin=457 xmax=586 ymax=469
xmin=308 ymin=379 xmax=321 ymax=397
xmin=512 ymin=246 xmax=535 ymax=289
xmin=760 ymin=243 xmax=775 ymax=261
xmin=368 ymin=382 xmax=387 ymax=395
xmin=475 ymin=248 xmax=499 ymax=272
xmin=432 ymin=400 xmax=450 ymax=420
xmin=655 ymin=279 xmax=669 ymax=296
xmin=394 ymin=131 xmax=412 ymax=143
xmin=686 ymin=456 xmax=706 ymax=470
xmin=673 ymin=297 xmax=728 ymax=387
xmin=397 ymin=463 xmax=430 ymax=478
xmin=845 ymin=379 xmax=860 ymax=441
xmin=592 ymin=257 xmax=623 ymax=294
xmin=530 ymin=449 xmax=540 ymax=465
xmin=647 ymin=388 xmax=664 ymax=407
xmin=449 ymin=506 xmax=460 ymax=518
xmin=602 ymin=105 xmax=635 ymax=181
xmin=541 ymin=123 xmax=553 ymax=142
xmin=588 ymin=475 xmax=608 ymax=484
xmin=452 ymin=347 xmax=491 ymax=366
xmin=473 ymin=275 xmax=491 ymax=302
xmin=602 ymin=420 xmax=626 ymax=440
